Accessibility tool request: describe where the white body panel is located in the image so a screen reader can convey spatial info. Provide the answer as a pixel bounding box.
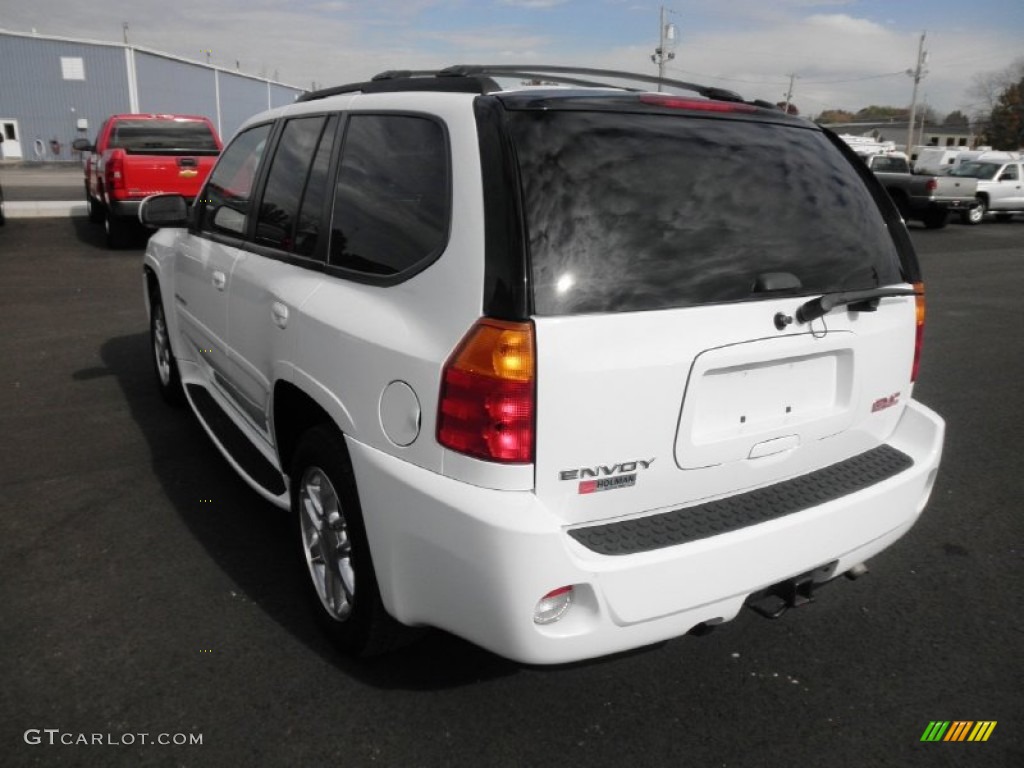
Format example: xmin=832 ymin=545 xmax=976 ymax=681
xmin=977 ymin=162 xmax=1024 ymax=210
xmin=350 ymin=399 xmax=943 ymax=664
xmin=532 ymin=296 xmax=915 ymax=527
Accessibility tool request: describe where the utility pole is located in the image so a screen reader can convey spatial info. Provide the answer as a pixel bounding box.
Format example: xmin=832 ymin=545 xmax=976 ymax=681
xmin=782 ymin=73 xmax=798 ymax=114
xmin=650 ymin=6 xmax=676 ymax=91
xmin=905 ymin=32 xmax=928 ymax=154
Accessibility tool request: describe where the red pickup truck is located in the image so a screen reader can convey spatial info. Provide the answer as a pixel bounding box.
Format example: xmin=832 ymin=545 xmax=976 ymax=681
xmin=73 ymin=114 xmax=221 ymax=247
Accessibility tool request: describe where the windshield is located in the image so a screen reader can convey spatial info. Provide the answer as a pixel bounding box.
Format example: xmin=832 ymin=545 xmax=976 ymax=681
xmin=949 ymin=161 xmax=999 ymax=180
xmin=510 ymin=111 xmax=903 ymax=316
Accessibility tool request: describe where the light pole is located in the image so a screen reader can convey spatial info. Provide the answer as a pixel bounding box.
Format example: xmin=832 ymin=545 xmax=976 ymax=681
xmin=782 ymin=73 xmax=798 ymax=114
xmin=905 ymin=32 xmax=928 ymax=155
xmin=650 ymin=6 xmax=676 ymax=91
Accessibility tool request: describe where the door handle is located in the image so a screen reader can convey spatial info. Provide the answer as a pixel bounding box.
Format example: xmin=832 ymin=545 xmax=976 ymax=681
xmin=212 ymin=270 xmax=226 ymax=291
xmin=271 ymin=301 xmax=289 ymax=329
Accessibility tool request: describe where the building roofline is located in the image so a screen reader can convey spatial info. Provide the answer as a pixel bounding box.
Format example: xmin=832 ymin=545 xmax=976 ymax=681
xmin=0 ymin=27 xmax=303 ymax=90
xmin=819 ymin=120 xmax=974 ymax=135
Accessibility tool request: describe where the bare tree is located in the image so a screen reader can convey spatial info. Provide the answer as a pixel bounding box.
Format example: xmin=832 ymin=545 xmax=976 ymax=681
xmin=968 ymin=57 xmax=1024 ymax=128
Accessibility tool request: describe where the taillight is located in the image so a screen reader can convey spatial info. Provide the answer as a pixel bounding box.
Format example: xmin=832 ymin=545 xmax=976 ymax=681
xmin=437 ymin=319 xmax=535 ymax=463
xmin=105 ymin=150 xmax=125 ymax=197
xmin=912 ymin=281 xmax=925 ymax=382
xmin=925 ymin=178 xmax=938 ymax=193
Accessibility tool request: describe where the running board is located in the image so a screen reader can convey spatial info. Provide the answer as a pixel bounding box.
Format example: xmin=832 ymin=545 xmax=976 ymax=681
xmin=186 ymin=384 xmax=286 ymax=496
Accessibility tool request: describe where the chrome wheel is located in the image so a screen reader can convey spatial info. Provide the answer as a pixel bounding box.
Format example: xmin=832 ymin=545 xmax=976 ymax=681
xmin=152 ymin=303 xmax=172 ymax=387
xmin=965 ymin=200 xmax=986 ymax=225
xmin=299 ymin=466 xmax=356 ymax=621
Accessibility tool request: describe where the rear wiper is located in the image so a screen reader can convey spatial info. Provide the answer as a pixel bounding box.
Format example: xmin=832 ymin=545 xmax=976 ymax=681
xmin=795 ymin=287 xmax=917 ymax=324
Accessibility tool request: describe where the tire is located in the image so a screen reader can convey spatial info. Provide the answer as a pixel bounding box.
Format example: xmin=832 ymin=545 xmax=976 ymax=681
xmin=290 ymin=425 xmax=406 ymax=657
xmin=105 ymin=210 xmax=132 ymax=249
xmin=150 ymin=292 xmax=185 ymax=406
xmin=87 ymin=195 xmax=104 ymax=224
xmin=962 ymin=198 xmax=986 ymax=225
xmin=921 ymin=209 xmax=949 ymax=229
xmin=0 ymin=183 xmax=5 ymax=227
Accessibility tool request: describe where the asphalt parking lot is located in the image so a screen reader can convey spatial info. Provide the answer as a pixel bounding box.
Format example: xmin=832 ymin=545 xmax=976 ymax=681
xmin=1 ymin=212 xmax=1021 ymax=767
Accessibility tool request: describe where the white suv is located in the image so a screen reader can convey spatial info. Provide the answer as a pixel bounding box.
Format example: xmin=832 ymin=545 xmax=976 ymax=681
xmin=141 ymin=66 xmax=945 ymax=664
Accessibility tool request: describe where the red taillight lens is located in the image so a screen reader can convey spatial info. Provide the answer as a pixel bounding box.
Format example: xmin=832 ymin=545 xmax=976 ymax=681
xmin=912 ymin=281 xmax=925 ymax=382
xmin=438 ymin=319 xmax=535 ymax=463
xmin=925 ymin=178 xmax=938 ymax=193
xmin=105 ymin=150 xmax=125 ymax=196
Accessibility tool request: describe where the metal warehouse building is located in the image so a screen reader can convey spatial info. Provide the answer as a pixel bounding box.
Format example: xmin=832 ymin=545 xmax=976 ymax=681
xmin=0 ymin=28 xmax=304 ymax=162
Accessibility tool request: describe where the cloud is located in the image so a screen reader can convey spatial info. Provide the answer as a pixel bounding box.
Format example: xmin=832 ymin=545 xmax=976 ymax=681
xmin=498 ymin=0 xmax=570 ymax=7
xmin=1 ymin=0 xmax=1018 ymax=115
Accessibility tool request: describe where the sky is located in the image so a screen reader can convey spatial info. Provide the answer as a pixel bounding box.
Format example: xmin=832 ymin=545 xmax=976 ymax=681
xmin=2 ymin=0 xmax=1022 ymax=118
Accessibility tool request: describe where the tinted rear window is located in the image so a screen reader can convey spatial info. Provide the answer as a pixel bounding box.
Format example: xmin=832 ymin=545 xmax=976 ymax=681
xmin=109 ymin=119 xmax=219 ymax=151
xmin=509 ymin=111 xmax=902 ymax=316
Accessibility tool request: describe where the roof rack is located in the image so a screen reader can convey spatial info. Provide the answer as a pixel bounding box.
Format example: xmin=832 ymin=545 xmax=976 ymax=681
xmin=298 ymin=64 xmax=752 ymax=105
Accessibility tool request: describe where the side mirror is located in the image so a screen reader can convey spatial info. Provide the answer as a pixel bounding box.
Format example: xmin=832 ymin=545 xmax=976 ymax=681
xmin=71 ymin=138 xmax=95 ymax=153
xmin=139 ymin=194 xmax=190 ymax=228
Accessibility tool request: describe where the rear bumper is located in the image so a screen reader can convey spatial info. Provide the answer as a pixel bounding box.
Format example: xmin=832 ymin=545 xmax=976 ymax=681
xmin=108 ymin=199 xmax=143 ymax=218
xmin=349 ymin=399 xmax=944 ymax=665
xmin=912 ymin=197 xmax=977 ymax=212
xmin=109 ymin=197 xmax=194 ymax=219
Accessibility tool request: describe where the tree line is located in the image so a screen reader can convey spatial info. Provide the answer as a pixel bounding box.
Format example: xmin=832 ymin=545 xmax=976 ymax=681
xmin=811 ymin=58 xmax=1023 ymax=150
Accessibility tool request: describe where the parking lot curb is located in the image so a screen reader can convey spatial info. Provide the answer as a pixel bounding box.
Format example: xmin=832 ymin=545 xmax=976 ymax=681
xmin=5 ymin=201 xmax=88 ymax=218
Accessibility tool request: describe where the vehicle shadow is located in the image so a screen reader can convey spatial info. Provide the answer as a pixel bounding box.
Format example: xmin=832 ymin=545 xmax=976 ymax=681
xmin=95 ymin=330 xmax=522 ymax=690
xmin=70 ymin=214 xmax=151 ymax=250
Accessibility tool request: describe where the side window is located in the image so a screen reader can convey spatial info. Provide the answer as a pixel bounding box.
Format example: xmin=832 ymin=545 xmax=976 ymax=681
xmin=294 ymin=117 xmax=337 ymax=258
xmin=999 ymin=164 xmax=1018 ymax=181
xmin=330 ymin=115 xmax=450 ymax=276
xmin=254 ymin=116 xmax=332 ymax=254
xmin=197 ymin=123 xmax=271 ymax=237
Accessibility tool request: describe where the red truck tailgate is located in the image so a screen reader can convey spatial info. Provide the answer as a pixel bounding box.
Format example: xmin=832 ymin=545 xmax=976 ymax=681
xmin=120 ymin=154 xmax=219 ymax=199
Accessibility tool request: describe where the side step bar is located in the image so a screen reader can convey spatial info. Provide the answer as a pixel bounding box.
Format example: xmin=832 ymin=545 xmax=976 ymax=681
xmin=186 ymin=384 xmax=286 ymax=496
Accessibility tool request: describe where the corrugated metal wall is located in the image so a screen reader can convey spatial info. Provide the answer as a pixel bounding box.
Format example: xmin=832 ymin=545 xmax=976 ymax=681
xmin=134 ymin=52 xmax=218 ymax=125
xmin=0 ymin=33 xmax=129 ymax=160
xmin=218 ymin=73 xmax=276 ymax=141
xmin=0 ymin=31 xmax=303 ymax=158
xmin=270 ymin=84 xmax=300 ymax=110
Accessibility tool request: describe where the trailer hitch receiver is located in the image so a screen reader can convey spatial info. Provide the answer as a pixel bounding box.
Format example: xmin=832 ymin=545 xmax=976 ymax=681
xmin=746 ymin=562 xmax=838 ymax=619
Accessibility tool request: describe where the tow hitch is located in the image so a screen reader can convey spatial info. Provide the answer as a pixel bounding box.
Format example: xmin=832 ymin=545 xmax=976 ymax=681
xmin=746 ymin=562 xmax=838 ymax=619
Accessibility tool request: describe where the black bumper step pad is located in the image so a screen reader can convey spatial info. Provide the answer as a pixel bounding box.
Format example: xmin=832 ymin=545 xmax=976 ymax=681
xmin=187 ymin=384 xmax=286 ymax=496
xmin=568 ymin=444 xmax=914 ymax=556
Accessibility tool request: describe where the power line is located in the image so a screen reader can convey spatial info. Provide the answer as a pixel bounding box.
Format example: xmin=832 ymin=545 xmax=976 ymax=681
xmin=665 ymin=65 xmax=786 ymax=86
xmin=800 ymin=71 xmax=905 ymax=84
xmin=666 ymin=65 xmax=908 ymax=88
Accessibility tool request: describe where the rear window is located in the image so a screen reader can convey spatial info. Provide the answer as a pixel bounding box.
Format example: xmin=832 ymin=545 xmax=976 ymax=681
xmin=509 ymin=111 xmax=903 ymax=316
xmin=109 ymin=119 xmax=219 ymax=152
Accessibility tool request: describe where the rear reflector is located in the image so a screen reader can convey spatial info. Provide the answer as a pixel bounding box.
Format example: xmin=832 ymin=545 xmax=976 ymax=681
xmin=437 ymin=319 xmax=535 ymax=463
xmin=638 ymin=94 xmax=757 ymax=113
xmin=534 ymin=586 xmax=574 ymax=625
xmin=912 ymin=281 xmax=925 ymax=382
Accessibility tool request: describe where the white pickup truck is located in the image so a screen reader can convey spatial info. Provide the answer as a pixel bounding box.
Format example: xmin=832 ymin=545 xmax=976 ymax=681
xmin=947 ymin=153 xmax=1024 ymax=224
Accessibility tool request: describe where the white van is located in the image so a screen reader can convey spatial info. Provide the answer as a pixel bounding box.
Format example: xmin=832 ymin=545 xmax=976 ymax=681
xmin=949 ymin=150 xmax=1021 ymax=172
xmin=913 ymin=148 xmax=965 ymax=175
